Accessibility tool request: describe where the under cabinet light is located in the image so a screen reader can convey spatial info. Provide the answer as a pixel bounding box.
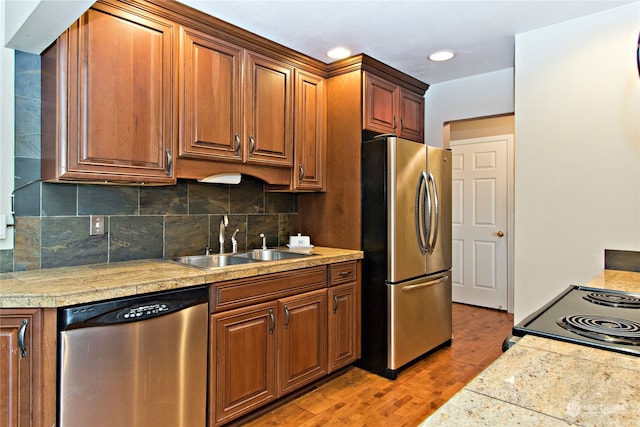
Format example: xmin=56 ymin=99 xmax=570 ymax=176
xmin=198 ymin=173 xmax=242 ymax=184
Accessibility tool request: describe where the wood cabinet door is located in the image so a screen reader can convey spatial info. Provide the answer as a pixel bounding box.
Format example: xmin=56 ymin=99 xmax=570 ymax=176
xmin=293 ymin=70 xmax=326 ymax=191
xmin=211 ymin=302 xmax=277 ymax=426
xmin=0 ymin=309 xmax=40 ymax=427
xmin=50 ymin=2 xmax=176 ymax=183
xmin=363 ymin=72 xmax=398 ymax=135
xmin=363 ymin=72 xmax=425 ymax=142
xmin=244 ymin=52 xmax=294 ymax=167
xmin=277 ymin=289 xmax=327 ymax=395
xmin=327 ymin=282 xmax=359 ymax=372
xmin=398 ymin=88 xmax=425 ymax=142
xmin=179 ymin=26 xmax=243 ymax=162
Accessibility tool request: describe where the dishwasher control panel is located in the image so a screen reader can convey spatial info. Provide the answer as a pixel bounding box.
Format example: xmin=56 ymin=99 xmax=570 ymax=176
xmin=58 ymin=286 xmax=209 ymax=330
xmin=121 ymin=303 xmax=170 ymax=319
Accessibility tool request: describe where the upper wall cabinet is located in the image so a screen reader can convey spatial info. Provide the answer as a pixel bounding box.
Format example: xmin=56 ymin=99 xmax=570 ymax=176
xmin=41 ymin=0 xmax=177 ymax=184
xmin=363 ymin=72 xmax=425 ymax=142
xmin=41 ymin=1 xmax=426 ymax=191
xmin=244 ymin=52 xmax=294 ymax=167
xmin=178 ymin=27 xmax=294 ymax=168
xmin=178 ymin=27 xmax=243 ymax=163
xmin=267 ymin=69 xmax=326 ymax=192
xmin=297 ymin=54 xmax=428 ymax=249
xmin=293 ymin=70 xmax=326 ymax=191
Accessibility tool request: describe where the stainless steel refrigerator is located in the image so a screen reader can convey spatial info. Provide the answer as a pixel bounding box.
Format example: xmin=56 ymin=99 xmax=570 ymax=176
xmin=359 ymin=135 xmax=452 ymax=379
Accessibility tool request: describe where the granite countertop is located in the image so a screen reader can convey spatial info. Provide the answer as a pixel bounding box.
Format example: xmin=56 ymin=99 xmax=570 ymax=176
xmin=584 ymin=269 xmax=640 ymax=293
xmin=421 ymin=270 xmax=640 ymax=426
xmin=0 ymin=247 xmax=363 ymax=308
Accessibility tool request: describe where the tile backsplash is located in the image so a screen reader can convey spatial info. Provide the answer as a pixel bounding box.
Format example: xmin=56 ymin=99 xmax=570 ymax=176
xmin=2 ymin=51 xmax=298 ymax=272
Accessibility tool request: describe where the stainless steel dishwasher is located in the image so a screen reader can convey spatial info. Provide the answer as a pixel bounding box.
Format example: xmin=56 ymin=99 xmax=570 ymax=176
xmin=57 ymin=286 xmax=208 ymax=427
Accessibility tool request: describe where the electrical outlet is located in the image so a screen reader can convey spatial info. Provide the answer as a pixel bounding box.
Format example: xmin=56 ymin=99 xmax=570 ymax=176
xmin=90 ymin=215 xmax=105 ymax=236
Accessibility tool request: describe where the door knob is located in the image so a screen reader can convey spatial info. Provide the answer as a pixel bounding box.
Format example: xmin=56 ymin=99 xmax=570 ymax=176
xmin=497 ymin=230 xmax=504 ymax=237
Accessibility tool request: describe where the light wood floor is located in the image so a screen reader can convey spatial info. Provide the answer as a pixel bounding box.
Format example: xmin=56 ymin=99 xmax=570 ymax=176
xmin=240 ymin=303 xmax=514 ymax=426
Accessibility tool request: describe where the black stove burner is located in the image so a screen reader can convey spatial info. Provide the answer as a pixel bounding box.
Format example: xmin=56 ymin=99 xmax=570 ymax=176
xmin=583 ymin=291 xmax=640 ymax=308
xmin=557 ymin=314 xmax=640 ymax=345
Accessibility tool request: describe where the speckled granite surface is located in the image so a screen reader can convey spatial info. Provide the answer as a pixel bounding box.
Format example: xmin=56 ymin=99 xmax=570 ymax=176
xmin=421 ymin=270 xmax=640 ymax=426
xmin=0 ymin=247 xmax=362 ymax=307
xmin=585 ymin=270 xmax=640 ymax=293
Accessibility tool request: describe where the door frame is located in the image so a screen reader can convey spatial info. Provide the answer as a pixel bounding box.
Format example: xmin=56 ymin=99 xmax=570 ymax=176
xmin=450 ymin=134 xmax=515 ymax=313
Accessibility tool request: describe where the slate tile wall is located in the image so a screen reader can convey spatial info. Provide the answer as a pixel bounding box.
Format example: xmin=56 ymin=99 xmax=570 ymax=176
xmin=1 ymin=51 xmax=298 ymax=272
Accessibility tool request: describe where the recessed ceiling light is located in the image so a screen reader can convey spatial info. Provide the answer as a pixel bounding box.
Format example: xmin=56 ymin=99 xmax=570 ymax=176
xmin=327 ymin=47 xmax=351 ymax=60
xmin=428 ymin=50 xmax=455 ymax=62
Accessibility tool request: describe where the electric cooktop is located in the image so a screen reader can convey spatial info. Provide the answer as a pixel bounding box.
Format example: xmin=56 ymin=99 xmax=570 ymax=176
xmin=510 ymin=285 xmax=640 ymax=357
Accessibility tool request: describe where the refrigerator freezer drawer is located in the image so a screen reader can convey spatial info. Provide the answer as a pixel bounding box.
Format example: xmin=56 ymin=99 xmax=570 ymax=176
xmin=388 ymin=272 xmax=452 ymax=370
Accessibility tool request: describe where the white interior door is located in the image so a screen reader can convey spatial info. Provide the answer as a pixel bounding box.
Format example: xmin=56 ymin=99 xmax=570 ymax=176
xmin=451 ymin=136 xmax=512 ymax=310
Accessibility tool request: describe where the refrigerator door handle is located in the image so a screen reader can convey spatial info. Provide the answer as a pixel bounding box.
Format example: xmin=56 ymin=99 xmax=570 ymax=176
xmin=427 ymin=172 xmax=439 ymax=254
xmin=424 ymin=171 xmax=432 ymax=254
xmin=415 ymin=171 xmax=429 ymax=254
xmin=402 ymin=276 xmax=448 ymax=291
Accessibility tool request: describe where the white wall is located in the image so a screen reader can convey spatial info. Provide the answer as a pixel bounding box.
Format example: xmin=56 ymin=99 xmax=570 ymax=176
xmin=513 ymin=3 xmax=640 ymax=322
xmin=423 ymin=68 xmax=514 ymax=147
xmin=1 ymin=1 xmax=15 ymax=249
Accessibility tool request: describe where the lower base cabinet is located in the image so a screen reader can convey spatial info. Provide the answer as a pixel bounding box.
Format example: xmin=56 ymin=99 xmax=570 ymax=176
xmin=211 ymin=290 xmax=328 ymax=426
xmin=0 ymin=308 xmax=56 ymax=427
xmin=210 ymin=262 xmax=360 ymax=426
xmin=327 ymin=281 xmax=359 ymax=372
xmin=211 ymin=302 xmax=278 ymax=426
xmin=277 ymin=290 xmax=327 ymax=395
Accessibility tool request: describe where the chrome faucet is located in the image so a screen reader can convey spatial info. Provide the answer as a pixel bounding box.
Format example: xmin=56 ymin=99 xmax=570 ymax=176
xmin=231 ymin=229 xmax=239 ymax=253
xmin=219 ymin=215 xmax=229 ymax=254
xmin=259 ymin=233 xmax=267 ymax=250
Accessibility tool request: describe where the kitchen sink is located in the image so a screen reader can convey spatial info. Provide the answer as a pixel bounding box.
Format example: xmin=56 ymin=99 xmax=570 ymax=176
xmin=233 ymin=249 xmax=312 ymax=261
xmin=174 ymin=254 xmax=258 ymax=269
xmin=174 ymin=249 xmax=312 ymax=269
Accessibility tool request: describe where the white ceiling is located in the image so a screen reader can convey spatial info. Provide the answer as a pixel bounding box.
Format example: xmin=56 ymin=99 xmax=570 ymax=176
xmin=178 ymin=0 xmax=637 ymax=84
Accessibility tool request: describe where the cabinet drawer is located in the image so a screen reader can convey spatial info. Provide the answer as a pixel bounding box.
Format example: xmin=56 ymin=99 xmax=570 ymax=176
xmin=210 ymin=266 xmax=327 ymax=312
xmin=329 ymin=261 xmax=357 ymax=286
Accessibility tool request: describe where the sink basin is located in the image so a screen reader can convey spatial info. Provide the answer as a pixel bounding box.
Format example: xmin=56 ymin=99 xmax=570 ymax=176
xmin=233 ymin=249 xmax=312 ymax=261
xmin=175 ymin=249 xmax=312 ymax=269
xmin=175 ymin=254 xmax=258 ymax=269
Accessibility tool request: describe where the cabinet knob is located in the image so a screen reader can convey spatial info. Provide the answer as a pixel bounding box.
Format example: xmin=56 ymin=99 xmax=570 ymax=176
xmin=298 ymin=164 xmax=304 ymax=183
xmin=497 ymin=230 xmax=505 ymax=237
